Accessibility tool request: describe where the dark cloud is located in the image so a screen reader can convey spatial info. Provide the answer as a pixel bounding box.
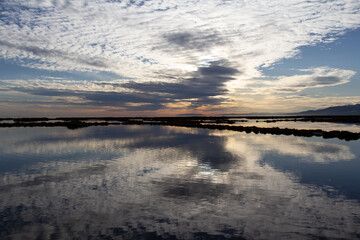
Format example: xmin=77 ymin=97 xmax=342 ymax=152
xmin=313 ymin=76 xmax=342 ymax=86
xmin=75 ymin=58 xmax=108 ymax=68
xmin=0 ymin=40 xmax=61 ymax=57
xmin=8 ymin=61 xmax=240 ymax=111
xmin=120 ymin=61 xmax=240 ymax=108
xmin=10 ymin=87 xmax=78 ymax=97
xmin=83 ymin=91 xmax=167 ymax=111
xmin=87 ymin=60 xmax=240 ymax=109
xmin=83 ymin=91 xmax=165 ymax=104
xmin=165 ymin=32 xmax=193 ymax=46
xmin=0 ymin=40 xmax=108 ymax=68
xmin=199 ymin=64 xmax=238 ymax=76
xmin=277 ymin=88 xmax=298 ymax=92
xmin=10 ymin=86 xmax=167 ymax=110
xmin=277 ymin=75 xmax=345 ymax=93
xmin=163 ymin=30 xmax=227 ymax=51
xmin=292 ymin=76 xmax=342 ymax=88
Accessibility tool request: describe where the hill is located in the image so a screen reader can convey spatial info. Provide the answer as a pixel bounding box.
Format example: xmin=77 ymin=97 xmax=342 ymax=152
xmin=298 ymin=104 xmax=360 ymax=115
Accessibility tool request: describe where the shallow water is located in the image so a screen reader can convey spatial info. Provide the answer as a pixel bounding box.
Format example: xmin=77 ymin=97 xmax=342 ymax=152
xmin=1 ymin=125 xmax=360 ymax=239
xmin=231 ymin=119 xmax=360 ymax=132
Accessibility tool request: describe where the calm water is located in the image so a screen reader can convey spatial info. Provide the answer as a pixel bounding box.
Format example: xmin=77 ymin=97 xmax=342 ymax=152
xmin=231 ymin=119 xmax=360 ymax=132
xmin=1 ymin=125 xmax=360 ymax=239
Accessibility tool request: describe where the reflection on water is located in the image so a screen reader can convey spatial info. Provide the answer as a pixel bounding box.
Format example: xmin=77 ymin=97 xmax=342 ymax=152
xmin=232 ymin=119 xmax=360 ymax=132
xmin=1 ymin=126 xmax=360 ymax=239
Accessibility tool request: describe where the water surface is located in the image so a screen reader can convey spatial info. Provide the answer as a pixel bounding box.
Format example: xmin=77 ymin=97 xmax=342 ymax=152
xmin=1 ymin=125 xmax=360 ymax=239
xmin=230 ymin=118 xmax=360 ymax=132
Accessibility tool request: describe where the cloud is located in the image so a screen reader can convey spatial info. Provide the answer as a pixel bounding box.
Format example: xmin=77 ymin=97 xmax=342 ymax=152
xmin=120 ymin=61 xmax=239 ymax=106
xmin=163 ymin=30 xmax=227 ymax=51
xmin=0 ymin=0 xmax=360 ymax=113
xmin=3 ymin=61 xmax=239 ymax=111
xmin=226 ymin=134 xmax=356 ymax=163
xmin=123 ymin=61 xmax=238 ymax=108
xmin=0 ymin=40 xmax=109 ymax=69
xmin=1 ymin=0 xmax=359 ymax=77
xmin=8 ymin=86 xmax=168 ymax=110
xmin=10 ymin=87 xmax=79 ymax=97
xmin=2 ymin=64 xmax=357 ymax=114
xmin=241 ymin=67 xmax=356 ymax=94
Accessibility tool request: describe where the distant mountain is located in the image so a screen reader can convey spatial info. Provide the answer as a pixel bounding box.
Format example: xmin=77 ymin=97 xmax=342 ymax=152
xmin=298 ymin=104 xmax=360 ymax=115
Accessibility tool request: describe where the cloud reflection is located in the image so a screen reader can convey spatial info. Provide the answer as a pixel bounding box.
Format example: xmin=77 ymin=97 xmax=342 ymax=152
xmin=0 ymin=126 xmax=360 ymax=239
xmin=222 ymin=133 xmax=356 ymax=163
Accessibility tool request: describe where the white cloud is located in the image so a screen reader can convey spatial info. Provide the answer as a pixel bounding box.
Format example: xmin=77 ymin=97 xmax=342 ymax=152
xmin=0 ymin=0 xmax=360 ymax=113
xmin=0 ymin=0 xmax=359 ymax=79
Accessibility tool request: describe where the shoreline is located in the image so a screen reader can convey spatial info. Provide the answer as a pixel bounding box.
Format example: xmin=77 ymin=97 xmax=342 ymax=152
xmin=0 ymin=117 xmax=359 ymax=141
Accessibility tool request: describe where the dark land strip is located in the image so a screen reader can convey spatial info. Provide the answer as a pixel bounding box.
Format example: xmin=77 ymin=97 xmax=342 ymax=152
xmin=0 ymin=116 xmax=360 ymax=141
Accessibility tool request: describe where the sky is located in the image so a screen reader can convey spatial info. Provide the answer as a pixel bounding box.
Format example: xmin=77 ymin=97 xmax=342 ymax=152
xmin=0 ymin=0 xmax=360 ymax=117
